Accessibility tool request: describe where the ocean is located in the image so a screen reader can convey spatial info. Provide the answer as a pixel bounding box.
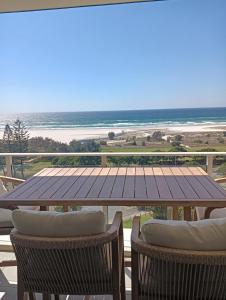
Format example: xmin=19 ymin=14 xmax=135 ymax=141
xmin=0 ymin=107 xmax=226 ymax=130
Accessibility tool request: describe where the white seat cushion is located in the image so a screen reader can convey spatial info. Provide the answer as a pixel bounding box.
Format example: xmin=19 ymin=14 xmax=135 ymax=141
xmin=0 ymin=208 xmax=13 ymax=228
xmin=141 ymin=218 xmax=226 ymax=251
xmin=12 ymin=209 xmax=106 ymax=237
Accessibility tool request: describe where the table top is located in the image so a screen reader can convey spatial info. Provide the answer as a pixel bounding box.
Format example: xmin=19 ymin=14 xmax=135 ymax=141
xmin=0 ymin=167 xmax=226 ymax=207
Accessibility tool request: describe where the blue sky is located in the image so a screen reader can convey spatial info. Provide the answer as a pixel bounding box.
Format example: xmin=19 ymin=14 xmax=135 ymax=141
xmin=0 ymin=0 xmax=225 ymax=113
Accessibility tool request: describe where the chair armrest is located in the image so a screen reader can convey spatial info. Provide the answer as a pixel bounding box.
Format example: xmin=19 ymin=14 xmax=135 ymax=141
xmin=0 ymin=176 xmax=25 ymax=186
xmin=107 ymin=211 xmax=123 ymax=235
xmin=215 ymin=177 xmax=226 ymax=184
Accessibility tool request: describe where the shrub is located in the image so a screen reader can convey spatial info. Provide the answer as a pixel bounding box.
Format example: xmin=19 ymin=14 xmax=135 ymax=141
xmin=194 ymin=139 xmax=203 ymax=144
xmin=99 ymin=140 xmax=107 ymax=145
xmin=108 ymin=132 xmax=115 ymax=140
xmin=175 ymin=134 xmax=183 ymax=142
xmin=152 ymin=131 xmax=163 ymax=141
xmin=218 ymin=137 xmax=224 ymax=144
xmin=218 ymin=162 xmax=226 ymax=176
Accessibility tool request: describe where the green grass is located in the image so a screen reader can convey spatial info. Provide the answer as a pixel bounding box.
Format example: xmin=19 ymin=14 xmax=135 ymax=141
xmin=101 ymin=145 xmax=226 ymax=153
xmin=189 ymin=145 xmax=226 ymax=151
xmin=101 ymin=146 xmax=172 ymax=152
xmin=123 ymin=213 xmax=152 ymax=228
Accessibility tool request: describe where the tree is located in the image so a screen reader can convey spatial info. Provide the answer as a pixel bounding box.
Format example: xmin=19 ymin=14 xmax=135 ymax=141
xmin=12 ymin=119 xmax=30 ymax=177
xmin=68 ymin=140 xmax=101 ymax=165
xmin=108 ymin=132 xmax=115 ymax=140
xmin=171 ymin=141 xmax=181 ymax=147
xmin=152 ymin=131 xmax=163 ymax=141
xmin=3 ymin=124 xmax=13 ymax=152
xmin=175 ymin=135 xmax=183 ymax=142
xmin=13 ymin=119 xmax=29 ymax=152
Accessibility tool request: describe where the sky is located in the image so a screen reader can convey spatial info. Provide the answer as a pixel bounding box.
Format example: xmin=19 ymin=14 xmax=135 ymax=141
xmin=0 ymin=0 xmax=226 ymax=113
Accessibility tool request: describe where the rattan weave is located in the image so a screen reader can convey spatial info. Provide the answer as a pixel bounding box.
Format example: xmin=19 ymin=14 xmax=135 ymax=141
xmin=11 ymin=211 xmax=125 ymax=300
xmin=131 ymin=216 xmax=226 ymax=300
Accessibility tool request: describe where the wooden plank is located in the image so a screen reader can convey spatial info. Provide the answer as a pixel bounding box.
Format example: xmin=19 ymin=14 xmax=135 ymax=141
xmin=153 ymin=168 xmax=172 ymax=199
xmin=2 ymin=168 xmax=53 ymax=199
xmin=38 ymin=168 xmax=78 ymax=199
xmin=180 ymin=167 xmax=212 ymax=199
xmin=161 ymin=167 xmax=185 ymax=199
xmin=28 ymin=168 xmax=70 ymax=200
xmin=12 ymin=168 xmax=62 ymax=199
xmin=87 ymin=168 xmax=110 ymax=198
xmin=111 ymin=168 xmax=126 ymax=198
xmin=135 ymin=167 xmax=147 ymax=199
xmin=193 ymin=167 xmax=207 ymax=176
xmin=188 ymin=167 xmax=207 ymax=176
xmin=52 ymin=168 xmax=86 ymax=199
xmin=189 ymin=168 xmax=226 ymax=199
xmin=123 ymin=168 xmax=135 ymax=198
xmin=99 ymin=168 xmax=118 ymax=198
xmin=144 ymin=167 xmax=159 ymax=199
xmin=62 ymin=168 xmax=93 ymax=199
xmin=170 ymin=167 xmax=199 ymax=199
xmin=75 ymin=168 xmax=102 ymax=198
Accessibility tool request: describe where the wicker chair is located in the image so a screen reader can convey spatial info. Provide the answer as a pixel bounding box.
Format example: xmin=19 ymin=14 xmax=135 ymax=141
xmin=131 ymin=215 xmax=226 ymax=300
xmin=196 ymin=177 xmax=226 ymax=220
xmin=10 ymin=211 xmax=125 ymax=300
xmin=0 ymin=176 xmax=25 ymax=267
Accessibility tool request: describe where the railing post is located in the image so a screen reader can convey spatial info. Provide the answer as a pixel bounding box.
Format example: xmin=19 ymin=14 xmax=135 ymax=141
xmin=101 ymin=156 xmax=108 ymax=221
xmin=206 ymin=155 xmax=213 ymax=176
xmin=101 ymin=155 xmax=108 ymax=167
xmin=5 ymin=155 xmax=13 ymax=177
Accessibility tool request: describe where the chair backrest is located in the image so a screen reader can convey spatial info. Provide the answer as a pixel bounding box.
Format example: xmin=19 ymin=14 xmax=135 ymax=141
xmin=132 ymin=216 xmax=226 ymax=300
xmin=0 ymin=180 xmax=7 ymax=195
xmin=10 ymin=212 xmax=123 ymax=296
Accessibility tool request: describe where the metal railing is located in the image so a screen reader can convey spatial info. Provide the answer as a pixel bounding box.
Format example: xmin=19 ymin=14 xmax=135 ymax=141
xmin=1 ymin=151 xmax=226 ymax=222
xmin=1 ymin=151 xmax=226 ymax=177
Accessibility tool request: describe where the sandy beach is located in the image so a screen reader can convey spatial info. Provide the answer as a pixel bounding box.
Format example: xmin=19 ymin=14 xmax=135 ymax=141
xmin=1 ymin=123 xmax=225 ymax=144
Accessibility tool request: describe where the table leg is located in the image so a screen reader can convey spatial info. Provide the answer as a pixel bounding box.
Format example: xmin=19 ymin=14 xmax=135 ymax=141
xmin=173 ymin=207 xmax=179 ymax=220
xmin=63 ymin=205 xmax=69 ymax=212
xmin=184 ymin=207 xmax=191 ymax=221
xmin=40 ymin=206 xmax=48 ymax=211
xmin=102 ymin=206 xmax=109 ymax=223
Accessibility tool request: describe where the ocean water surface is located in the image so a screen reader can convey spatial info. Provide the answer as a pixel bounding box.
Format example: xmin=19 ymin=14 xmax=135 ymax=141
xmin=0 ymin=107 xmax=226 ymax=130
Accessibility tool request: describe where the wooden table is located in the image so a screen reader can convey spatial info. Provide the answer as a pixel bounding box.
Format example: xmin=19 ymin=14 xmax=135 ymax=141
xmin=0 ymin=167 xmax=226 ymax=220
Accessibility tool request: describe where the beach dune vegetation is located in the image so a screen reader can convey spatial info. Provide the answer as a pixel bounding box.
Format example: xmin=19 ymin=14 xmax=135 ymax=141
xmin=108 ymin=131 xmax=115 ymax=140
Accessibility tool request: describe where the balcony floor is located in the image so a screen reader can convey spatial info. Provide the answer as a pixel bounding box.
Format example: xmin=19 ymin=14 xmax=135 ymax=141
xmin=0 ymin=252 xmax=131 ymax=300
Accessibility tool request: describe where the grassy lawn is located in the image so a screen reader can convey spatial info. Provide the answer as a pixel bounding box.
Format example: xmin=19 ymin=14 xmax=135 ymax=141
xmin=102 ymin=145 xmax=226 ymax=153
xmin=123 ymin=213 xmax=152 ymax=228
xmin=101 ymin=146 xmax=172 ymax=152
xmin=189 ymin=145 xmax=226 ymax=151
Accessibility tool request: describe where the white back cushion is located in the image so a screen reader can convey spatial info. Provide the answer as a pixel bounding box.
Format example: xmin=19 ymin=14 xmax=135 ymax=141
xmin=141 ymin=218 xmax=226 ymax=251
xmin=12 ymin=209 xmax=106 ymax=237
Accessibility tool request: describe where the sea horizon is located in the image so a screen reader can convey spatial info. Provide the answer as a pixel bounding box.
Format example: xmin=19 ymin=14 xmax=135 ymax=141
xmin=1 ymin=107 xmax=226 ymax=130
xmin=0 ymin=107 xmax=226 ymax=143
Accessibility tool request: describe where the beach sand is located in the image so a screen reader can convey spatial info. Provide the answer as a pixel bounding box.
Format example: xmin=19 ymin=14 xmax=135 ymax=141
xmin=0 ymin=124 xmax=225 ymax=144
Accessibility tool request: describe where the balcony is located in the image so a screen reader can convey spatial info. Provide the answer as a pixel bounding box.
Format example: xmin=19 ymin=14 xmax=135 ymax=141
xmin=0 ymin=151 xmax=226 ymax=299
